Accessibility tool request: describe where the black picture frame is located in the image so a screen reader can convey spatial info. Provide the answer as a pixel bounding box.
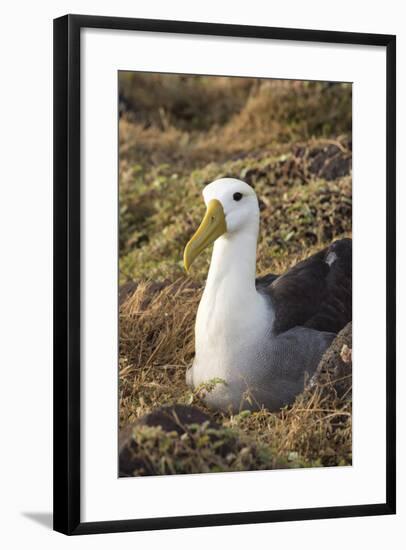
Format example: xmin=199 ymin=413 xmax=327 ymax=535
xmin=53 ymin=14 xmax=396 ymax=535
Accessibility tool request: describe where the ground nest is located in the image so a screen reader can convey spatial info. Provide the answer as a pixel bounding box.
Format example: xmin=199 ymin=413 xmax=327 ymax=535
xmin=119 ymin=281 xmax=352 ymax=476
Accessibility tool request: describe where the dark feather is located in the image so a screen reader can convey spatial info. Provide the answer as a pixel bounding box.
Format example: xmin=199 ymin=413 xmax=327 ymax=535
xmin=256 ymin=238 xmax=352 ymax=335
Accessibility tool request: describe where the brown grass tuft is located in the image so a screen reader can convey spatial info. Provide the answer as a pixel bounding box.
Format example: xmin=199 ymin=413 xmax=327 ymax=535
xmin=119 ymin=281 xmax=200 ymax=425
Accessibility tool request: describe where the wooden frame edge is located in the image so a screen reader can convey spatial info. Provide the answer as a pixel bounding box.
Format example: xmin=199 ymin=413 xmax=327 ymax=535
xmin=53 ymin=14 xmax=396 ymax=535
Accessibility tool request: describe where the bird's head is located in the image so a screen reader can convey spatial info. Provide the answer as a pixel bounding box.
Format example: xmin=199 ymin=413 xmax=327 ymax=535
xmin=183 ymin=178 xmax=259 ymax=271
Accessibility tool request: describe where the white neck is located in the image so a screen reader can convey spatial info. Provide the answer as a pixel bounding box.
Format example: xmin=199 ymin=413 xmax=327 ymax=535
xmin=196 ymin=224 xmax=269 ymax=346
xmin=205 ymin=230 xmax=258 ymax=298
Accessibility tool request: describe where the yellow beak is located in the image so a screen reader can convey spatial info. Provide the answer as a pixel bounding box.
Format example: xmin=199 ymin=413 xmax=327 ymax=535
xmin=183 ymin=199 xmax=226 ymax=272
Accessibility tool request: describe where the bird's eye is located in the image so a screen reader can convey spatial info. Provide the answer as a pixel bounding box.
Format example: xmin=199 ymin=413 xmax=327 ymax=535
xmin=233 ymin=192 xmax=243 ymax=201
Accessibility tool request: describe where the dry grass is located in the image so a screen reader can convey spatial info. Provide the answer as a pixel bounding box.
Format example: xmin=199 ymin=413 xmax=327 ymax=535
xmin=118 ymin=74 xmax=352 ymax=474
xmin=119 ymin=280 xmax=199 ymax=425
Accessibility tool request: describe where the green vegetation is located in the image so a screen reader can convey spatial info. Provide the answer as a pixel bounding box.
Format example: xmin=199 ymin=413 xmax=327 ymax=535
xmin=119 ymin=74 xmax=352 ymax=474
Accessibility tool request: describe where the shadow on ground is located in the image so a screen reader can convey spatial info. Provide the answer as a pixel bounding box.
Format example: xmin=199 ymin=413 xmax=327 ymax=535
xmin=22 ymin=512 xmax=52 ymax=530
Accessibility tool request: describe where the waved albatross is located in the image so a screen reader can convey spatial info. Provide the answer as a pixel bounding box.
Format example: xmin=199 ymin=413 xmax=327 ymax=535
xmin=183 ymin=178 xmax=351 ymax=413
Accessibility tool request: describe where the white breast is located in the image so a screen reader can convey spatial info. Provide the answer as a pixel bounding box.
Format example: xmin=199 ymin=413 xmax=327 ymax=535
xmin=191 ymin=282 xmax=274 ymax=387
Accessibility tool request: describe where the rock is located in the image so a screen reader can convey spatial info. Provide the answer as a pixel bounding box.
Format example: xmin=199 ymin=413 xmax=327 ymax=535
xmin=134 ymin=404 xmax=219 ymax=434
xmin=308 ymin=144 xmax=351 ymax=181
xmin=119 ymin=405 xmax=222 ymax=476
xmin=309 ymin=322 xmax=352 ymax=400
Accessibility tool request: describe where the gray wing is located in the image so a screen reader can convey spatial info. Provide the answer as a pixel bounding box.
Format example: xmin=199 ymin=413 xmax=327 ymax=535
xmin=237 ymin=326 xmax=334 ymax=411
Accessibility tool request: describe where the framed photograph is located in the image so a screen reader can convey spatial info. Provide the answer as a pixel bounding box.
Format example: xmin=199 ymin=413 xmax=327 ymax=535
xmin=53 ymin=14 xmax=396 ymax=535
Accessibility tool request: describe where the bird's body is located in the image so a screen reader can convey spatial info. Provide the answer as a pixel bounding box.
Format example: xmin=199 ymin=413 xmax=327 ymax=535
xmin=184 ymin=178 xmax=351 ymax=413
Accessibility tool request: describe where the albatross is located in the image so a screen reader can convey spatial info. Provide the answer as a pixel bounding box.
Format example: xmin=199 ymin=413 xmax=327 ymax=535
xmin=183 ymin=178 xmax=351 ymax=413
